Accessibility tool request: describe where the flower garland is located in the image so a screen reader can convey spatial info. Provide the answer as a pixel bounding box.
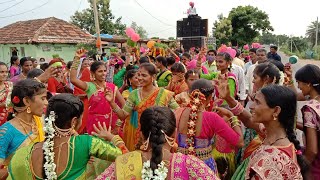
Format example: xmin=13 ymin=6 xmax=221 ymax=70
xmin=42 ymin=111 xmax=57 ymax=180
xmin=141 ymin=161 xmax=168 ymax=180
xmin=186 ymin=90 xmax=206 ymax=155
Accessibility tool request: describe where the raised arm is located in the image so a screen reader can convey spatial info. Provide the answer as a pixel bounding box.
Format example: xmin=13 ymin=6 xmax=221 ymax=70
xmin=70 ymin=49 xmax=88 ymax=91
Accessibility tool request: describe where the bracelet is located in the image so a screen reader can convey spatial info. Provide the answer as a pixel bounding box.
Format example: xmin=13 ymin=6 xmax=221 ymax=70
xmin=112 ymin=106 xmax=121 ymax=113
xmin=115 ymin=119 xmax=123 ymax=127
xmin=230 ymin=102 xmax=244 ymax=116
xmin=111 ymin=135 xmax=124 ymax=146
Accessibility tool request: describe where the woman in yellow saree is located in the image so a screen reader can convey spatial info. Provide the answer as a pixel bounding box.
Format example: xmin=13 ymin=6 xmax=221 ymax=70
xmin=0 ymin=79 xmax=47 ymax=179
xmin=97 ymin=107 xmax=219 ymax=180
xmin=106 ymin=63 xmax=179 ymax=151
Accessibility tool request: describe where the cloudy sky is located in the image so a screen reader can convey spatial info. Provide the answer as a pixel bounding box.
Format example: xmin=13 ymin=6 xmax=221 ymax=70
xmin=0 ymin=0 xmax=319 ymax=38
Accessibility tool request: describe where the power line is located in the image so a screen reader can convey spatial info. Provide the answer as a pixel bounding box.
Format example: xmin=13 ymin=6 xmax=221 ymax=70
xmin=0 ymin=0 xmax=16 ymax=5
xmin=133 ymin=0 xmax=175 ymax=27
xmin=0 ymin=0 xmax=50 ymax=18
xmin=0 ymin=0 xmax=25 ymax=13
xmin=148 ymin=27 xmax=175 ymax=36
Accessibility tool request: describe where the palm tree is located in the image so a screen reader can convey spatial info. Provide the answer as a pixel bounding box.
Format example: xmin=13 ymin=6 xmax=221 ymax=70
xmin=306 ymin=21 xmax=320 ymax=47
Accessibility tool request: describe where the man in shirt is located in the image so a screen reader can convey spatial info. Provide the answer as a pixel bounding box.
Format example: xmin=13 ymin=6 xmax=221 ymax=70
xmin=267 ymin=45 xmax=281 ymax=61
xmin=232 ymin=48 xmax=245 ymax=68
xmin=202 ymin=50 xmax=217 ymax=73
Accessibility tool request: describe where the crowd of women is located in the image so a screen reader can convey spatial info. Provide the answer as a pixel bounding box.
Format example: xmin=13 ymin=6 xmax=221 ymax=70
xmin=0 ymin=43 xmax=319 ymax=180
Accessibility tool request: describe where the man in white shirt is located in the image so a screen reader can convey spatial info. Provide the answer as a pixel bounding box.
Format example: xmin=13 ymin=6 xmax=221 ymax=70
xmin=246 ymin=48 xmax=268 ymax=95
xmin=231 ymin=63 xmax=246 ymax=104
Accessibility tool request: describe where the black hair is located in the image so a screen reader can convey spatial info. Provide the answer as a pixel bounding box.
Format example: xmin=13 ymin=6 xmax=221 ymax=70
xmin=126 ymin=69 xmax=138 ymax=87
xmin=191 ymin=79 xmax=214 ymax=97
xmin=295 ymin=64 xmax=320 ymax=94
xmin=20 ymin=57 xmax=32 ymax=66
xmin=148 ymin=56 xmax=156 ymax=63
xmin=249 ymin=48 xmax=257 ymax=54
xmin=40 ymin=63 xmax=49 ymax=71
xmin=254 ymin=63 xmax=281 ymax=84
xmin=182 ymin=52 xmax=191 ymax=59
xmin=11 ymin=79 xmax=46 ymax=108
xmin=207 ymin=50 xmax=217 ymax=56
xmin=7 ymin=79 xmax=46 ymax=121
xmin=67 ymin=61 xmax=73 ymax=70
xmin=269 ymin=59 xmax=284 ymax=72
xmin=260 ymin=85 xmax=309 ymax=178
xmin=139 ymin=63 xmax=157 ymax=76
xmin=139 ymin=56 xmax=149 ymax=64
xmin=170 ymin=63 xmax=186 ymax=73
xmin=233 ymin=48 xmax=240 ymax=57
xmin=270 ymin=45 xmax=278 ymax=51
xmin=140 ymin=106 xmax=176 ymax=173
xmin=27 ymin=69 xmax=44 ymax=78
xmin=166 ymin=57 xmax=175 ymax=67
xmin=121 ymin=55 xmax=126 ymax=61
xmin=90 ymin=61 xmax=105 ymax=72
xmin=43 ymin=93 xmax=84 ymax=179
xmin=185 ymin=69 xmax=200 ymax=80
xmin=10 ymin=56 xmax=19 ymax=66
xmin=0 ymin=61 xmax=7 ymax=68
xmin=155 ymin=56 xmax=167 ymax=67
xmin=216 ymin=52 xmax=233 ymax=71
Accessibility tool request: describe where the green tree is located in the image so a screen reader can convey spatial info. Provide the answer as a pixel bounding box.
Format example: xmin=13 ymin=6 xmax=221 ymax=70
xmin=228 ymin=6 xmax=273 ymax=46
xmin=70 ymin=0 xmax=126 ymax=36
xmin=306 ymin=20 xmax=320 ymax=47
xmin=259 ymin=32 xmax=277 ymax=45
xmin=213 ymin=14 xmax=232 ymax=45
xmin=130 ymin=22 xmax=148 ymax=39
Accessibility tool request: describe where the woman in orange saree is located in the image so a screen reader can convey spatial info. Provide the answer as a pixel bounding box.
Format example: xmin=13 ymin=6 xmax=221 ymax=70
xmin=105 ymin=63 xmax=179 ymax=151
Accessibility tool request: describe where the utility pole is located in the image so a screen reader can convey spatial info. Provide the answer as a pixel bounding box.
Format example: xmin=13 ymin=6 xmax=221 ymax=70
xmin=316 ymin=16 xmax=319 ymax=54
xmin=290 ymin=36 xmax=293 ymax=52
xmin=93 ymin=0 xmax=102 ymax=54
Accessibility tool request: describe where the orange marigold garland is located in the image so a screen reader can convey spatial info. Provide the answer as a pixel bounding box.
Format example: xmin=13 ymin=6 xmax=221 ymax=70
xmin=186 ymin=90 xmax=206 ymax=155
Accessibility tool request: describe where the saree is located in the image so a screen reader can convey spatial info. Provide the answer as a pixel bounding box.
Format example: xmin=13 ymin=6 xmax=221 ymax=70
xmin=301 ymin=99 xmax=320 ymax=178
xmin=0 ymin=116 xmax=44 ymax=166
xmin=123 ymin=88 xmax=179 ymax=151
xmin=0 ymin=82 xmax=12 ymax=126
xmin=96 ymin=152 xmax=219 ymax=180
xmin=175 ymin=108 xmax=240 ymax=173
xmin=74 ymin=68 xmax=91 ymax=134
xmin=10 ymin=74 xmax=25 ymax=85
xmin=7 ymin=135 xmax=122 ymax=180
xmin=156 ymin=70 xmax=172 ymax=87
xmin=175 ymin=91 xmax=190 ymax=107
xmin=245 ymin=144 xmax=302 ymax=180
xmin=85 ymin=82 xmax=121 ymax=136
xmin=166 ymin=78 xmax=188 ymax=96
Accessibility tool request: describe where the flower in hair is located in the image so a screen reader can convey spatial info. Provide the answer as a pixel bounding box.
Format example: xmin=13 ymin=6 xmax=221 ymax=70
xmin=12 ymin=96 xmax=20 ymax=104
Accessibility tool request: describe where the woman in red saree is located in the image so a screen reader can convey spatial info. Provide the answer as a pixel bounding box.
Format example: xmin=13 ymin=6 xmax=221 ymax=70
xmin=70 ymin=49 xmax=125 ymax=135
xmin=47 ymin=59 xmax=73 ymax=94
xmin=73 ymin=57 xmax=91 ymax=134
xmin=0 ymin=62 xmax=12 ymax=126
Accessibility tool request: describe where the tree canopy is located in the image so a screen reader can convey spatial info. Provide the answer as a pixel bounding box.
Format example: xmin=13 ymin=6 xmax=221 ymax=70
xmin=228 ymin=6 xmax=273 ymax=46
xmin=70 ymin=0 xmax=126 ymax=36
xmin=306 ymin=20 xmax=320 ymax=47
xmin=213 ymin=14 xmax=233 ymax=45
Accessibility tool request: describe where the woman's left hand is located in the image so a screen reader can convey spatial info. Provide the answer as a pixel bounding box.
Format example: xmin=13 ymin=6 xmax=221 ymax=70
xmin=92 ymin=122 xmax=115 ymax=141
xmin=213 ymin=106 xmax=234 ymax=121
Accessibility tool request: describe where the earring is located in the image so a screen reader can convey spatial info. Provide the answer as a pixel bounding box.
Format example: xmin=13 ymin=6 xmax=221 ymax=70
xmin=161 ymin=130 xmax=178 ymax=152
xmin=140 ymin=132 xmax=150 ymax=151
xmin=26 ymin=107 xmax=31 ymax=114
xmin=273 ymin=115 xmax=277 ymax=121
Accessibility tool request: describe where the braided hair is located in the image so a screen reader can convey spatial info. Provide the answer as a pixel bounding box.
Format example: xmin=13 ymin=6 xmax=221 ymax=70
xmin=42 ymin=94 xmax=84 ymax=179
xmin=260 ymin=85 xmax=309 ymax=178
xmin=140 ymin=106 xmax=176 ymax=173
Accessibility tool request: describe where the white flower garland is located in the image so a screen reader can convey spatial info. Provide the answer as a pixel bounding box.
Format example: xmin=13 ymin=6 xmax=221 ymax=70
xmin=141 ymin=161 xmax=168 ymax=180
xmin=42 ymin=111 xmax=57 ymax=180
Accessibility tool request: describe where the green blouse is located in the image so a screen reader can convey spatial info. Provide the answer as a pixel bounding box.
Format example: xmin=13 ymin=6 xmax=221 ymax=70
xmin=8 ymin=135 xmax=122 ymax=180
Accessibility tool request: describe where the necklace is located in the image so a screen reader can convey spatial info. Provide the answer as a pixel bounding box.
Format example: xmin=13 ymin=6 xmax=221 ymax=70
xmin=16 ymin=117 xmax=38 ymax=142
xmin=264 ymin=136 xmax=288 ymax=146
xmin=93 ymin=81 xmax=106 ymax=90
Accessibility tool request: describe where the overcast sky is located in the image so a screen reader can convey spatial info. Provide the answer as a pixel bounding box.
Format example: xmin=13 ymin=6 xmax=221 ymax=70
xmin=0 ymin=0 xmax=319 ymax=38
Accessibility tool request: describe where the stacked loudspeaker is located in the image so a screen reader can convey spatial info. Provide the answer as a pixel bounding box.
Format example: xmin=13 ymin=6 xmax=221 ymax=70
xmin=177 ymin=16 xmax=208 ymax=50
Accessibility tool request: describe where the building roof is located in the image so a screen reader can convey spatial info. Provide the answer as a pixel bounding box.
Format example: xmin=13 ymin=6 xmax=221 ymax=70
xmin=0 ymin=17 xmax=94 ymax=44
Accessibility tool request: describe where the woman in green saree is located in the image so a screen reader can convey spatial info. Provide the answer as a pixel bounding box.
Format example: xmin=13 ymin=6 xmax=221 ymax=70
xmin=7 ymin=94 xmax=126 ymax=180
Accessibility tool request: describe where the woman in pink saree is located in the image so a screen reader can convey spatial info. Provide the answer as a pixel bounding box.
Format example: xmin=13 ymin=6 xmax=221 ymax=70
xmin=70 ymin=49 xmax=125 ymax=135
xmin=96 ymin=107 xmax=219 ymax=180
